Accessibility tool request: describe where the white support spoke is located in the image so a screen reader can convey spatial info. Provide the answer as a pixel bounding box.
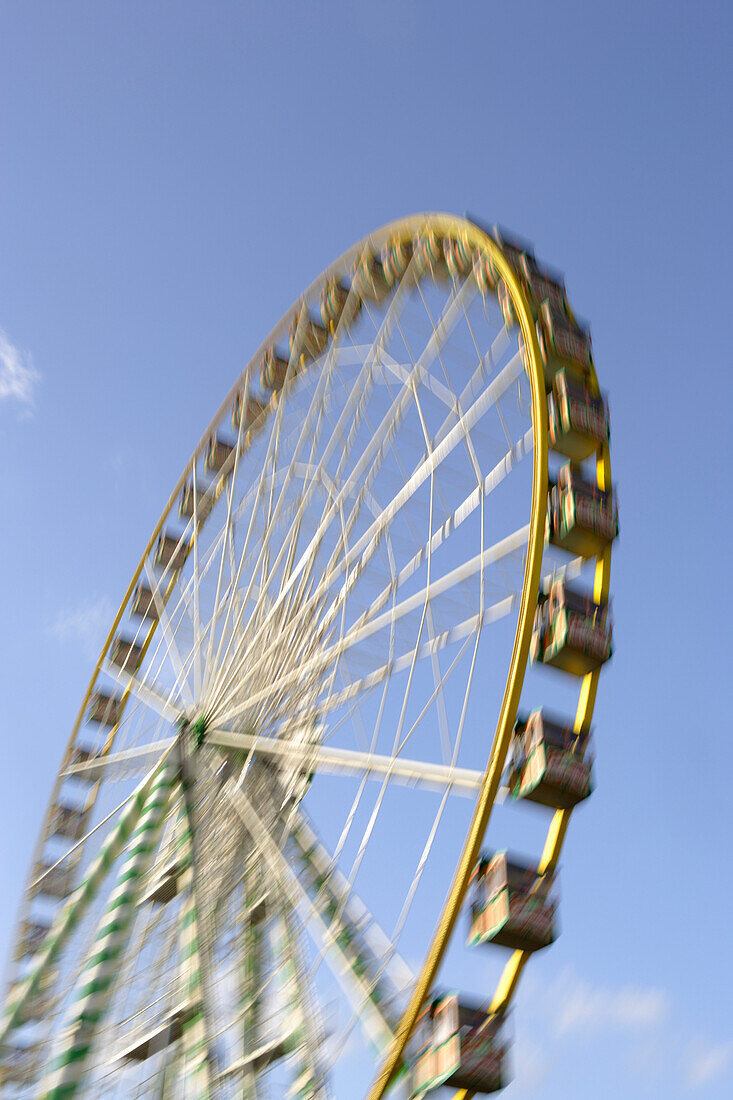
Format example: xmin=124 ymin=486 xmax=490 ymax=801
xmin=212 ymin=272 xmax=478 ymax=706
xmin=208 ymin=354 xmax=527 ymax=722
xmin=139 ymin=564 xmax=194 ymax=714
xmin=204 ymin=262 xmax=422 ymax=708
xmin=202 ymin=296 xmax=335 ymax=702
xmin=199 ymin=756 xmax=398 ymax=1054
xmin=210 ymin=525 xmax=529 ymax=729
xmin=335 ymin=523 xmax=528 ymax=652
xmin=105 ymin=661 xmax=181 ymax=723
xmin=317 ymin=552 xmax=587 ymax=716
xmin=191 ymin=462 xmax=204 ymax=701
xmin=317 ymin=347 xmax=526 ymax=608
xmin=207 ymin=727 xmax=485 ymax=796
xmin=200 ymin=373 xmax=270 ymax=703
xmin=254 ymin=246 xmax=428 ymax=595
xmin=62 ymin=740 xmax=175 ymax=781
xmin=379 ymin=350 xmax=456 ymax=411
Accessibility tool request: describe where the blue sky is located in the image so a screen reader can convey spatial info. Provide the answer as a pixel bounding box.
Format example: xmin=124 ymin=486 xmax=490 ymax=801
xmin=1 ymin=2 xmax=732 ymax=1097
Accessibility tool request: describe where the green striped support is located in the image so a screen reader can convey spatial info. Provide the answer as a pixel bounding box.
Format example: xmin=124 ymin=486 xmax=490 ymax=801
xmin=176 ymin=787 xmax=212 ymax=1100
xmin=276 ymin=906 xmax=324 ymax=1099
xmin=289 ymin=823 xmax=396 ymax=1043
xmin=239 ymin=862 xmax=265 ymax=1100
xmin=0 ymin=758 xmax=173 ymax=1045
xmin=40 ymin=760 xmax=178 ymax=1099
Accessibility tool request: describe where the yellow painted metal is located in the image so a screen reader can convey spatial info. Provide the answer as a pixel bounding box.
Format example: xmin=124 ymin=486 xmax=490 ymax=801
xmin=447 ymin=363 xmax=613 ymax=1100
xmin=362 ymin=225 xmax=613 ymax=1100
xmin=365 ymin=217 xmax=549 ymax=1100
xmin=8 ymin=213 xmax=612 ymax=1100
xmin=487 ymin=366 xmax=611 ymax=1032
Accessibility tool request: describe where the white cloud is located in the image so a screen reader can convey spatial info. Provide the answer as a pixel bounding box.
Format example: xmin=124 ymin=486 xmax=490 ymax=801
xmin=685 ymin=1037 xmax=733 ymax=1089
xmin=543 ymin=969 xmax=670 ymax=1037
xmin=0 ymin=327 xmax=40 ymax=412
xmin=510 ymin=1036 xmax=553 ymax=1093
xmin=50 ymin=596 xmax=115 ymax=658
xmin=521 ymin=968 xmax=669 ymax=1034
xmin=512 ymin=969 xmax=732 ymax=1093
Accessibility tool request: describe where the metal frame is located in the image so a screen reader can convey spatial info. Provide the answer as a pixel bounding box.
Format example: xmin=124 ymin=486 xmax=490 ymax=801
xmin=2 ymin=214 xmax=613 ymax=1100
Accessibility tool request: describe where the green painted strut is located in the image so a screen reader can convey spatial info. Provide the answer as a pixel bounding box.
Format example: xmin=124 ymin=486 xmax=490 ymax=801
xmin=176 ymin=789 xmax=212 ymax=1099
xmin=0 ymin=757 xmax=174 ymax=1046
xmin=240 ymin=862 xmax=265 ymax=1100
xmin=40 ymin=760 xmax=178 ymax=1099
xmin=277 ymin=905 xmax=327 ymax=1098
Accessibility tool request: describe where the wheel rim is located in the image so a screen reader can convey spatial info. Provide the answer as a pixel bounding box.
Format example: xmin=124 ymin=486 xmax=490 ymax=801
xmin=1 ymin=214 xmax=612 ymax=1100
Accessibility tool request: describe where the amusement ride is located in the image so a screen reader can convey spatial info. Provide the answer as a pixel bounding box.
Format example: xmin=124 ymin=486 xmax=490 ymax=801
xmin=1 ymin=213 xmax=616 ymax=1098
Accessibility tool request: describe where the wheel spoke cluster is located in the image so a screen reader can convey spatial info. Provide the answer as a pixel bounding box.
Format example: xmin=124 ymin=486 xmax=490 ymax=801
xmin=2 ymin=215 xmax=614 ymax=1100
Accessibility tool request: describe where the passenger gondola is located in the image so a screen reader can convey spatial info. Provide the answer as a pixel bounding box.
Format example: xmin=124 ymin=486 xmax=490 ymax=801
xmin=412 ymin=994 xmax=506 ymax=1096
xmin=547 ymin=463 xmax=618 ymax=557
xmin=468 ymin=852 xmax=556 ymax=953
xmin=531 ymin=577 xmax=612 ymax=675
xmin=548 ymin=368 xmax=609 ymax=458
xmin=507 ymin=710 xmax=592 ymax=809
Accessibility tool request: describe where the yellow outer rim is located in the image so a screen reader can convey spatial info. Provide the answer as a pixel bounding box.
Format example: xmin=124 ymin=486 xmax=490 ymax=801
xmin=10 ymin=215 xmax=611 ymax=1100
xmin=450 ymin=381 xmax=612 ymax=1100
xmin=365 ymin=216 xmax=549 ymax=1099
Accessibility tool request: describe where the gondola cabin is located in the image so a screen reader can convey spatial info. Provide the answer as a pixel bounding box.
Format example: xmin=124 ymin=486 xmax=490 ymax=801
xmin=548 ymin=368 xmax=609 ymax=459
xmin=497 ymin=279 xmax=518 ymax=328
xmin=66 ymin=744 xmax=101 ymax=779
xmin=232 ymin=392 xmax=268 ymax=436
xmin=489 ymin=225 xmax=535 ymax=277
xmin=475 ymin=251 xmax=499 ymax=294
xmin=531 ymin=577 xmax=612 ymax=676
xmin=538 ymin=300 xmax=593 ymax=384
xmin=468 ymin=853 xmax=556 ymax=952
xmin=517 ymin=253 xmax=567 ymax=316
xmin=109 ymin=636 xmax=144 ymax=674
xmin=14 ymin=920 xmax=49 ymax=960
xmin=87 ymin=690 xmax=122 ymax=726
xmin=130 ymin=583 xmax=160 ymax=621
xmin=491 ymin=228 xmax=566 ymax=318
xmin=320 ymin=279 xmax=350 ymax=330
xmin=154 ymin=531 xmax=190 ymax=572
xmin=49 ymin=802 xmax=89 ymax=842
xmin=547 ymin=463 xmax=618 ymax=558
xmin=289 ymin=314 xmax=329 ymax=365
xmin=508 ymin=710 xmax=592 ymax=809
xmin=32 ymin=862 xmax=73 ymax=900
xmin=179 ymin=481 xmax=214 ymax=523
xmin=413 ymin=230 xmax=449 ymax=281
xmin=351 ymin=252 xmax=392 ymax=301
xmin=204 ymin=435 xmax=234 ymax=475
xmin=260 ymin=348 xmax=291 ymax=392
xmin=0 ymin=1044 xmax=39 ymax=1086
xmin=444 ymin=235 xmax=474 ymax=279
xmin=382 ymin=238 xmax=413 ymax=285
xmin=412 ymin=995 xmax=506 ymax=1096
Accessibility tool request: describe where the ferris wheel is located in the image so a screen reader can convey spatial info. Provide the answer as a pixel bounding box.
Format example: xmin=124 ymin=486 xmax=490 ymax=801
xmin=1 ymin=213 xmax=616 ymax=1099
